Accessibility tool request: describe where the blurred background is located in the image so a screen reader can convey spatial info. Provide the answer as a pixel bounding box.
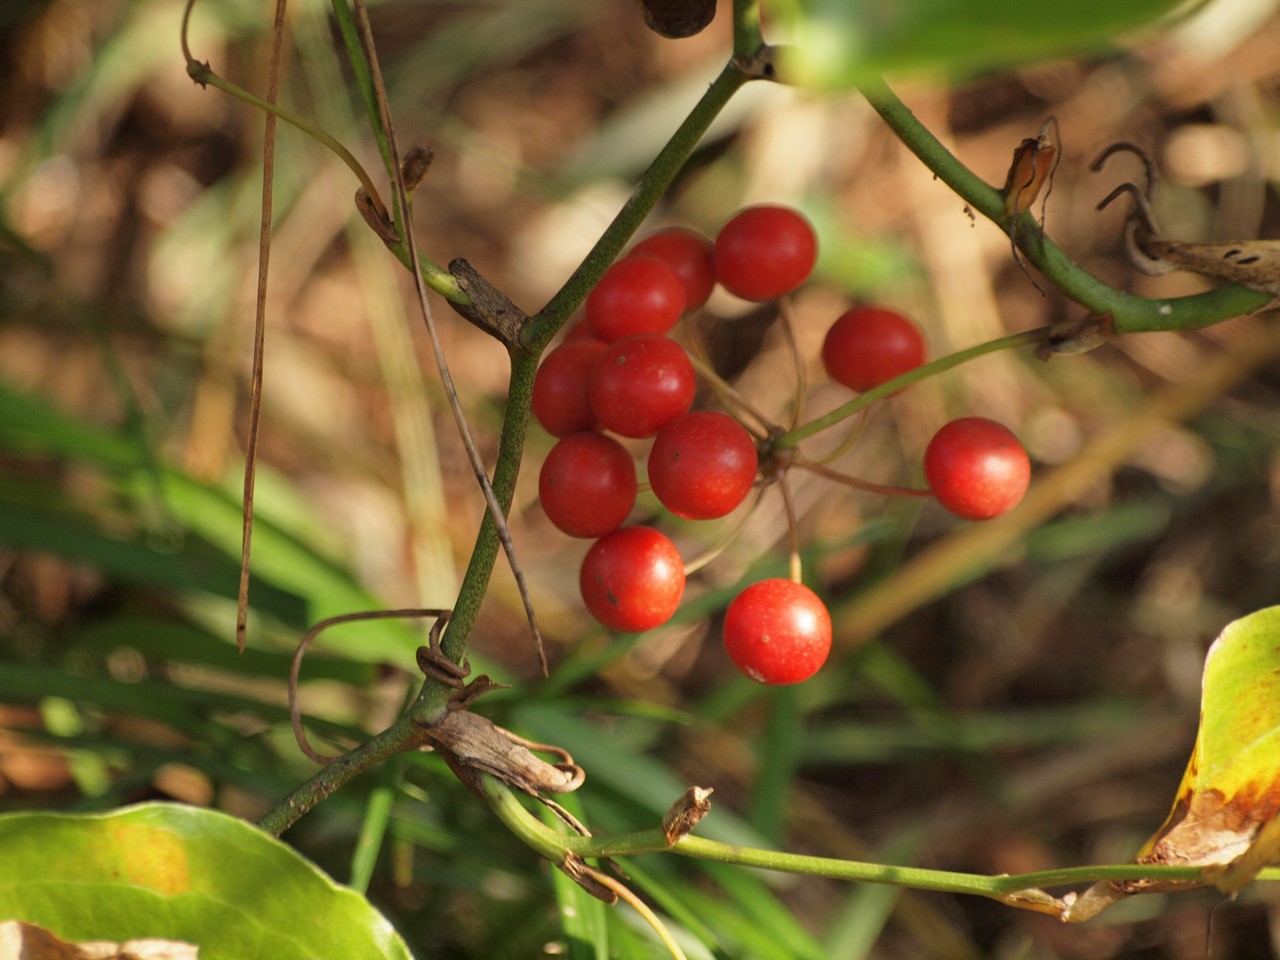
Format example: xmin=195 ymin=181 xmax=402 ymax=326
xmin=4 ymin=0 xmax=1280 ymax=956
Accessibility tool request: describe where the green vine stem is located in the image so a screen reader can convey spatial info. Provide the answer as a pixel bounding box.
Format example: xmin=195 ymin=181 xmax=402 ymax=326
xmin=482 ymin=777 xmax=1280 ymax=911
xmin=258 ymin=715 xmax=427 ymax=836
xmin=415 ymin=348 xmax=538 ymax=688
xmin=857 ymin=77 xmax=1273 ymax=331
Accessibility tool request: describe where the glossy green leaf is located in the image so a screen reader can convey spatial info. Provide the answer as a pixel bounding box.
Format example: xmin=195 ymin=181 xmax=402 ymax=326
xmin=0 ymin=803 xmax=414 ymax=960
xmin=781 ymin=0 xmax=1185 ymax=89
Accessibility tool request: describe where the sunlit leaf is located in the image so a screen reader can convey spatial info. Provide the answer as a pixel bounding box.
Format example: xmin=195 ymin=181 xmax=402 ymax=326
xmin=0 ymin=803 xmax=414 ymax=960
xmin=1066 ymin=605 xmax=1280 ymax=920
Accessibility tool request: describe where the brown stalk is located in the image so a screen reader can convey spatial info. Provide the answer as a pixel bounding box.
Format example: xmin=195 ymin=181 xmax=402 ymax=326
xmin=235 ymin=0 xmax=288 ymax=653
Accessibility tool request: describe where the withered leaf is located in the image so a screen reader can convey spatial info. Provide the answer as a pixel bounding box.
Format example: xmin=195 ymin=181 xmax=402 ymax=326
xmin=1066 ymin=606 xmax=1280 ymax=921
xmin=0 ymin=922 xmax=197 ymax=960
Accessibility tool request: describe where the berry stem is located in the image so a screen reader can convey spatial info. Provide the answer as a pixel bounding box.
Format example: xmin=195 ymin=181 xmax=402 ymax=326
xmin=685 ymin=348 xmax=776 ymax=439
xmin=794 ymin=457 xmax=933 ymax=499
xmin=858 ymin=76 xmax=1272 ymax=330
xmin=777 ymin=297 xmax=807 ymax=431
xmin=775 ymin=328 xmax=1042 ymax=448
xmin=778 ymin=475 xmax=803 ymax=583
xmin=682 ymin=488 xmax=766 ymax=576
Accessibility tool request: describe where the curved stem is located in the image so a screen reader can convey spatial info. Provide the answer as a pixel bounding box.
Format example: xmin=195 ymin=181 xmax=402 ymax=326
xmin=808 ymin=409 xmax=869 ymax=465
xmin=687 ymin=350 xmax=776 ymax=439
xmin=857 ymin=77 xmax=1274 ymax=330
xmin=181 ymin=0 xmax=384 ymax=221
xmin=181 ymin=0 xmax=468 ymax=305
xmin=683 ymin=487 xmax=766 ymax=576
xmin=778 ymin=476 xmax=802 ymax=583
xmin=589 ymin=870 xmax=690 ymax=960
xmin=777 ymin=296 xmax=806 ymax=431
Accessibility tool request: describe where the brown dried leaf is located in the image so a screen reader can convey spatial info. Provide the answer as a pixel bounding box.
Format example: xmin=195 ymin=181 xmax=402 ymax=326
xmin=0 ymin=922 xmax=197 ymax=960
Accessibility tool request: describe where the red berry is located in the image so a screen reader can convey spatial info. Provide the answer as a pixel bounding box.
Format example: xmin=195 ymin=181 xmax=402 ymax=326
xmin=533 ymin=339 xmax=608 ymax=437
xmin=713 ymin=205 xmax=817 ymax=301
xmin=923 ymin=417 xmax=1030 ymax=520
xmin=585 ymin=255 xmax=686 ymax=342
xmin=539 ymin=432 xmax=637 ymax=538
xmin=648 ymin=411 xmax=758 ymax=520
xmin=580 ymin=526 xmax=685 ymax=632
xmin=631 ymin=228 xmax=716 ymax=311
xmin=723 ymin=579 xmax=832 ymax=685
xmin=588 ymin=333 xmax=695 ymax=438
xmin=822 ymin=305 xmax=926 ymax=392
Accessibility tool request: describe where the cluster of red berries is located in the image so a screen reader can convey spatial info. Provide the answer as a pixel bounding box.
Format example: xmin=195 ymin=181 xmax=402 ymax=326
xmin=532 ymin=205 xmax=1030 ymax=686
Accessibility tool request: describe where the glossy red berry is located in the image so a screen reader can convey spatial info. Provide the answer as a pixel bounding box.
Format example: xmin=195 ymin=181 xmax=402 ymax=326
xmin=924 ymin=417 xmax=1030 ymax=520
xmin=723 ymin=579 xmax=832 ymax=685
xmin=713 ymin=205 xmax=817 ymax=302
xmin=822 ymin=305 xmax=927 ymax=392
xmin=585 ymin=254 xmax=686 ymax=342
xmin=648 ymin=411 xmax=758 ymax=520
xmin=539 ymin=433 xmax=637 ymax=538
xmin=532 ymin=339 xmax=608 ymax=437
xmin=631 ymin=228 xmax=716 ymax=311
xmin=588 ymin=333 xmax=695 ymax=438
xmin=580 ymin=526 xmax=685 ymax=632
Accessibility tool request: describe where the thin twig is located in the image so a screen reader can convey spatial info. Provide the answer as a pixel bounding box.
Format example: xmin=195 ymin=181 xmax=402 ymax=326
xmin=682 ymin=487 xmax=766 ymax=576
xmin=776 ymin=296 xmax=806 ymax=431
xmin=807 ymin=408 xmax=870 ymax=466
xmin=685 ymin=349 xmax=775 ymax=439
xmin=794 ymin=456 xmax=933 ymax=499
xmin=233 ymin=0 xmax=287 ymax=653
xmin=181 ymin=0 xmax=389 ymax=225
xmin=778 ymin=475 xmax=802 ymax=583
xmin=777 ymin=327 xmax=1043 ymax=448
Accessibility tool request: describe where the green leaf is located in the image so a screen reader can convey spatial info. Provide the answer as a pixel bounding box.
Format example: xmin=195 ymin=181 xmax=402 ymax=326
xmin=781 ymin=0 xmax=1185 ymax=89
xmin=0 ymin=802 xmax=414 ymax=959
